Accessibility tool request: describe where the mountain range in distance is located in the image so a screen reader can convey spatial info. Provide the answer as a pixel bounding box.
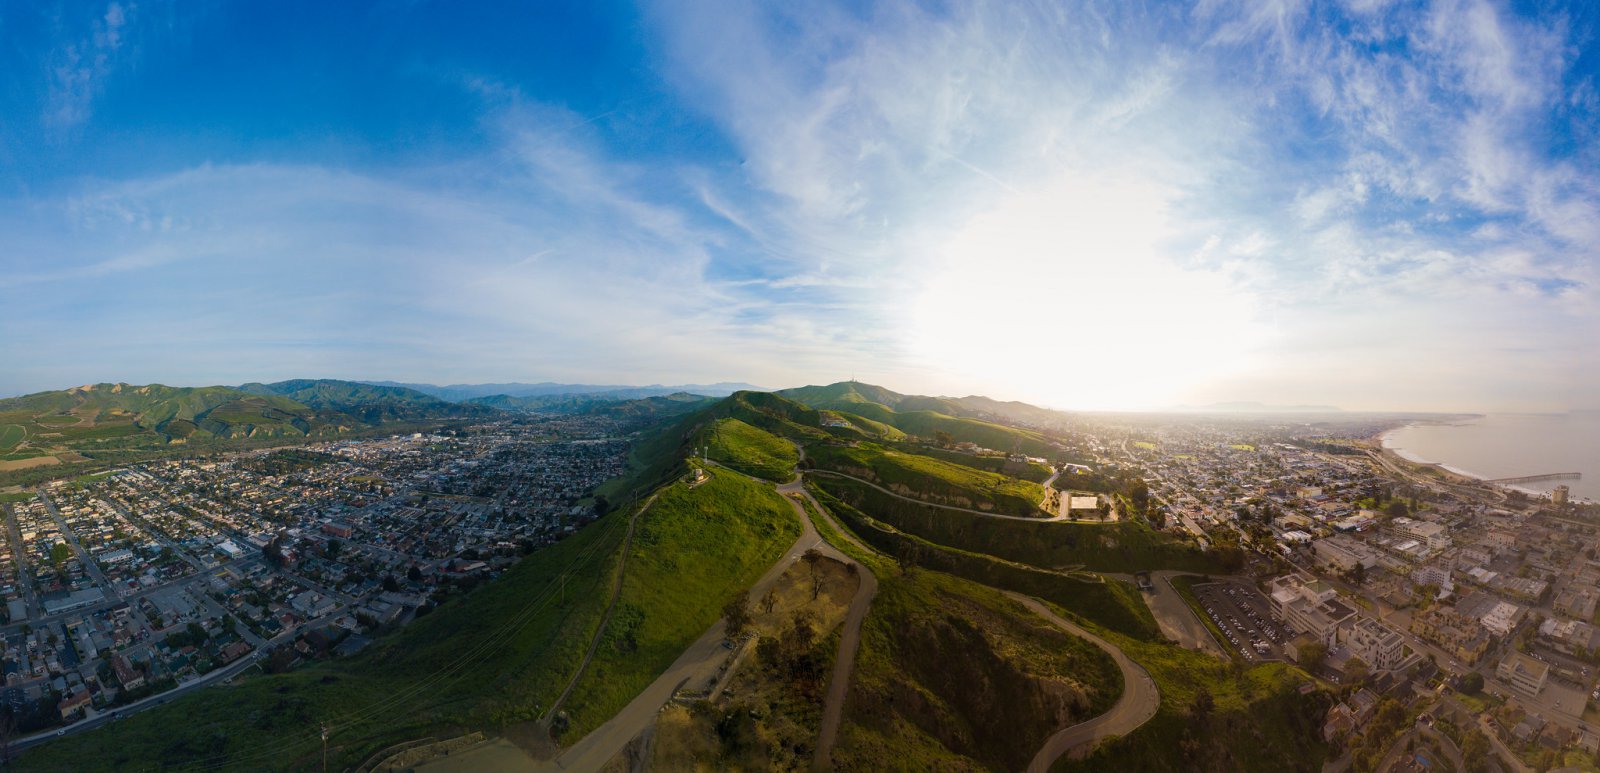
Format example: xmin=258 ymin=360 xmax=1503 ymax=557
xmin=360 ymin=380 xmax=769 ymax=402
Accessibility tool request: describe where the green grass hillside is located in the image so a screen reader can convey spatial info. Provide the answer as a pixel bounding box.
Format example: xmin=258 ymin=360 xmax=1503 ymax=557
xmin=238 ymin=379 xmax=497 ymax=423
xmin=595 ymin=390 xmax=841 ymax=505
xmin=813 ymin=476 xmax=1228 ymax=575
xmin=807 ymin=442 xmax=1046 ymax=516
xmin=780 ymin=382 xmax=1060 ymax=457
xmin=833 ymin=568 xmax=1122 ymax=771
xmin=894 ymin=443 xmax=1054 ymax=482
xmin=559 ymin=468 xmax=801 ymax=738
xmin=810 ymin=485 xmax=1157 ymax=639
xmin=700 ymin=418 xmax=799 ymax=481
xmin=1057 ymin=611 xmax=1334 ymax=772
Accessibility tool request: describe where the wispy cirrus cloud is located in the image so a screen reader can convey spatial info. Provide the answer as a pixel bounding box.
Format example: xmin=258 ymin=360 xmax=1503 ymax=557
xmin=45 ymin=2 xmax=135 ymax=130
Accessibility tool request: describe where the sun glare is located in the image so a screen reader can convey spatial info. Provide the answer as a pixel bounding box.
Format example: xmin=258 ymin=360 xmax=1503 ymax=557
xmin=904 ymin=174 xmax=1266 ymax=410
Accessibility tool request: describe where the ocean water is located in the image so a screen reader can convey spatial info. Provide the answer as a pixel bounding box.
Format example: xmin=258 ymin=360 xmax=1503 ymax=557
xmin=1381 ymin=413 xmax=1600 ymax=502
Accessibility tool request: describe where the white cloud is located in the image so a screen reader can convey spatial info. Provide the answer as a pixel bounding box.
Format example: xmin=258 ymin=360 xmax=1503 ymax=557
xmin=46 ymin=2 xmax=135 ymax=129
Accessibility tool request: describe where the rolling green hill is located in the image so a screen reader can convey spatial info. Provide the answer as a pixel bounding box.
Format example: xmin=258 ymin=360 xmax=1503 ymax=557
xmin=807 ymin=442 xmax=1046 ymax=516
xmin=238 ymin=379 xmax=498 ymax=424
xmin=594 ymin=390 xmax=873 ymax=505
xmin=0 ymin=380 xmax=504 ymax=486
xmin=778 ymin=381 xmax=1060 ymax=457
xmin=699 ymin=417 xmax=800 ymax=482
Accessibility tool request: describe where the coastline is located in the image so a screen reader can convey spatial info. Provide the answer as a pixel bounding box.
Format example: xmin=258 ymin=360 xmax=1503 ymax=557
xmin=1373 ymin=424 xmax=1489 ymax=488
xmin=1375 ymin=421 xmax=1592 ymax=504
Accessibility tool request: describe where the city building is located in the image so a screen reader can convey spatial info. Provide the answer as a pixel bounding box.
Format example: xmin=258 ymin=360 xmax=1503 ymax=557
xmin=1554 ymin=485 xmax=1570 ymax=506
xmin=1496 ymin=651 xmax=1549 ymax=697
xmin=1312 ymin=536 xmax=1380 ymax=572
xmin=1389 ymin=517 xmax=1451 ymax=550
xmin=1270 ymin=575 xmax=1357 ymax=646
xmin=1343 ymin=617 xmax=1406 ymax=671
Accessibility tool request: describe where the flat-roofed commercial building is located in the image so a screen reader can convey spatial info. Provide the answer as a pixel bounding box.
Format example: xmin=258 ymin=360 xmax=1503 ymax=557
xmin=1496 ymin=651 xmax=1549 ymax=697
xmin=1343 ymin=617 xmax=1405 ymax=671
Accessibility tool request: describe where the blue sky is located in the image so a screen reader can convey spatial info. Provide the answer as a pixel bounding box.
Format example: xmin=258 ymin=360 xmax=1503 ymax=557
xmin=2 ymin=0 xmax=1597 ymax=411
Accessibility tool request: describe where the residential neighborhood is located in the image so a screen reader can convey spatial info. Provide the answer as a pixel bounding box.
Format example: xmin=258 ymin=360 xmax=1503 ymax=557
xmin=0 ymin=417 xmax=626 ymax=735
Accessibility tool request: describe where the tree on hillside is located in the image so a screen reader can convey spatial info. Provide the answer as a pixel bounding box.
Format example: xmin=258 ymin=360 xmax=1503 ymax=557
xmin=802 ymin=548 xmax=824 ymax=600
xmin=1344 ymin=656 xmax=1370 ymax=686
xmin=1189 ymin=686 xmax=1214 ymax=727
xmin=722 ymin=590 xmax=752 ymax=640
xmin=1461 ymin=730 xmax=1490 ymax=773
xmin=1298 ymin=641 xmax=1329 ymax=673
xmin=934 ymin=431 xmax=954 ymax=448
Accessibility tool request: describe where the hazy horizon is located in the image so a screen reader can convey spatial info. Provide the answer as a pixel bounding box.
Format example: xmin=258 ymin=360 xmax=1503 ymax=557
xmin=3 ymin=2 xmax=1596 ymax=413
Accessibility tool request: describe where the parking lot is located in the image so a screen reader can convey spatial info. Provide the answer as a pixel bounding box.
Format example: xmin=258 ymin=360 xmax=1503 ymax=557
xmin=1193 ymin=580 xmax=1284 ymax=662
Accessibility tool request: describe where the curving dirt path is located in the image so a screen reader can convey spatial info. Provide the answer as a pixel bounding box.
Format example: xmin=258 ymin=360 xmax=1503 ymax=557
xmin=779 ymin=477 xmax=878 ymax=771
xmin=1004 ymin=593 xmax=1161 ymax=771
xmin=533 ymin=464 xmax=825 ymax=771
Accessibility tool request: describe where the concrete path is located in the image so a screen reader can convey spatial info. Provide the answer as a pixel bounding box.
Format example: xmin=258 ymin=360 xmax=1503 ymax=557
xmin=1005 ymin=593 xmax=1161 ymax=771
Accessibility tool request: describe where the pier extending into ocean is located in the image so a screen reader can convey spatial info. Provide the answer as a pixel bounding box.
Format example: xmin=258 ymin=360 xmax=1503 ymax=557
xmin=1485 ymin=472 xmax=1582 ymax=485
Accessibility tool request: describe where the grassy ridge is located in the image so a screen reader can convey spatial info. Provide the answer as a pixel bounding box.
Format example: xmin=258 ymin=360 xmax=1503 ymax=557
xmin=816 ymin=476 xmax=1222 ymax=575
xmin=807 ymin=442 xmax=1045 ymax=516
xmin=22 ymin=508 xmax=635 ymax=771
xmin=893 ymin=443 xmax=1054 ymax=482
xmin=701 ymin=418 xmax=799 ymax=482
xmin=778 ymin=381 xmax=1060 ymax=457
xmin=810 ymin=485 xmax=1158 ymax=640
xmin=0 ymin=424 xmax=24 ymax=452
xmin=561 ymin=469 xmax=802 ymax=738
xmin=834 ymin=568 xmax=1122 ymax=772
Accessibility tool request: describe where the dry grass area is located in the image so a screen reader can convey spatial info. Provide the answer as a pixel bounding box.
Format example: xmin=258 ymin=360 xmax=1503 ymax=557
xmin=0 ymin=456 xmax=59 ymax=471
xmin=752 ymin=554 xmax=859 ymax=638
xmin=648 ymin=555 xmax=858 ymax=772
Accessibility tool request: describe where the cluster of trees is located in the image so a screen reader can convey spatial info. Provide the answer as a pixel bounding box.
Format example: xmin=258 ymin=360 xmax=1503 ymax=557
xmin=1342 ymin=696 xmax=1408 ymax=771
xmin=756 ymin=612 xmax=827 ymax=700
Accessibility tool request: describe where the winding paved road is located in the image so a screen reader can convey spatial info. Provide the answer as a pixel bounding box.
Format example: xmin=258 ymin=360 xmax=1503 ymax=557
xmin=1005 ymin=593 xmax=1161 ymax=771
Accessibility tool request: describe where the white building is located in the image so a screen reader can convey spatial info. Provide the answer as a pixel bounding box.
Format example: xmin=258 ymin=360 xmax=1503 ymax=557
xmin=1343 ymin=617 xmax=1406 ymax=671
xmin=1390 ymin=517 xmax=1451 ymax=550
xmin=1270 ymin=575 xmax=1357 ymax=646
